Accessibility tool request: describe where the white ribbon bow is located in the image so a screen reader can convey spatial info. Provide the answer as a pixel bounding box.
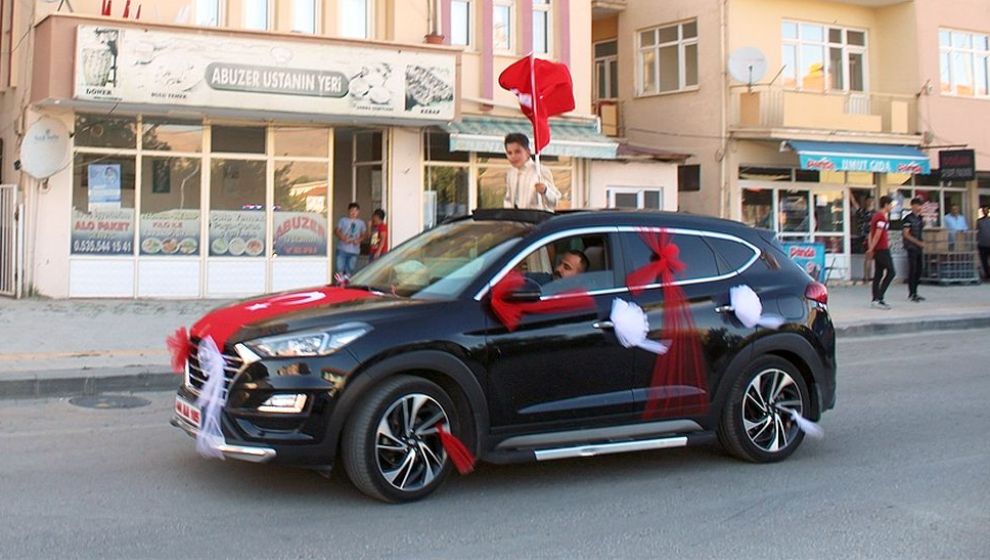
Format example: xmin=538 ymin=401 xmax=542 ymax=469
xmin=194 ymin=336 xmax=227 ymax=460
xmin=610 ymin=299 xmax=670 ymax=355
xmin=729 ymin=285 xmax=785 ymax=329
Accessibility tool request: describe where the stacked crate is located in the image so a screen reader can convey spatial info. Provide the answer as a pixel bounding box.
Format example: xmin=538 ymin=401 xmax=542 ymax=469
xmin=921 ymin=229 xmax=981 ymax=285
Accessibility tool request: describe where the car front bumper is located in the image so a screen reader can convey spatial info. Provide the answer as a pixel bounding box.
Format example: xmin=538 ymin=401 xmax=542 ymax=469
xmin=170 ymin=414 xmax=277 ymax=463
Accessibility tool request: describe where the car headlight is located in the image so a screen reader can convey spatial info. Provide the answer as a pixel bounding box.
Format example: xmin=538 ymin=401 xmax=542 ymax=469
xmin=246 ymin=323 xmax=371 ymax=358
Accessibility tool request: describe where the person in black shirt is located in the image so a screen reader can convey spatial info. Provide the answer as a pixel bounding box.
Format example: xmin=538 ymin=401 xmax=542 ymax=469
xmin=902 ymin=197 xmax=926 ymax=302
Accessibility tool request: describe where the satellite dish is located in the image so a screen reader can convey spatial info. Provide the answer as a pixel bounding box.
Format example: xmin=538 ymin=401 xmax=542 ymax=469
xmin=20 ymin=117 xmax=71 ymax=180
xmin=728 ymin=47 xmax=768 ymax=86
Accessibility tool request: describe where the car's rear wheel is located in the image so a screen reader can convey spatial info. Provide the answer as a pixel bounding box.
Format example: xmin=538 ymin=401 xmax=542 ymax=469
xmin=718 ymin=356 xmax=810 ymax=463
xmin=342 ymin=375 xmax=460 ymax=503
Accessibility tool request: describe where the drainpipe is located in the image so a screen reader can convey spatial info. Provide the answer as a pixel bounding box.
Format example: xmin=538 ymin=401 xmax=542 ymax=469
xmin=719 ymin=0 xmax=729 ymax=219
xmin=426 ymin=0 xmax=444 ymax=43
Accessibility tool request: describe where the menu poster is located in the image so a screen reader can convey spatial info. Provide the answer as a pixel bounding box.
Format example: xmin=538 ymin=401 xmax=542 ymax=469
xmin=71 ymin=208 xmax=134 ymax=255
xmin=140 ymin=209 xmax=200 ymax=255
xmin=88 ymin=164 xmax=122 ymax=212
xmin=208 ymin=210 xmax=266 ymax=257
xmin=274 ymin=212 xmax=328 ymax=256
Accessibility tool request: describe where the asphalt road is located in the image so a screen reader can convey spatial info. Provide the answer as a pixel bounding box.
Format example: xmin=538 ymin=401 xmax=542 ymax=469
xmin=1 ymin=329 xmax=988 ymax=559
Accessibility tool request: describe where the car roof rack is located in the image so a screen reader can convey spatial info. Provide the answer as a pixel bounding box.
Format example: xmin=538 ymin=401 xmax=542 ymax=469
xmin=469 ymin=208 xmax=556 ymax=223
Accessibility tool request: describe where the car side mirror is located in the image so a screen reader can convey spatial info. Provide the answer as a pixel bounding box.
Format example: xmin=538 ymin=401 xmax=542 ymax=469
xmin=504 ymin=276 xmax=543 ymax=302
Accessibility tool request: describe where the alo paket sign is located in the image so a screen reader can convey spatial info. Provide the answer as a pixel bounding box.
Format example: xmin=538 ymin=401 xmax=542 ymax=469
xmin=938 ymin=149 xmax=976 ymax=181
xmin=73 ymin=26 xmax=457 ymax=123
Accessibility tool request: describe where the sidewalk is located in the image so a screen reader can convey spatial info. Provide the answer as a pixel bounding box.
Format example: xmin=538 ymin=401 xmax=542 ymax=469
xmin=2 ymin=282 xmax=989 ymax=399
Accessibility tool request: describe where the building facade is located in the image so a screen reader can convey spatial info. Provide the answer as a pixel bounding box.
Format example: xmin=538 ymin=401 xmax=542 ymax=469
xmin=3 ymin=0 xmax=677 ymax=299
xmin=593 ymin=0 xmax=990 ymax=281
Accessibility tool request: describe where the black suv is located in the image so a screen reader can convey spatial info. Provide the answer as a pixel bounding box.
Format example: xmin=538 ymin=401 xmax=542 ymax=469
xmin=172 ymin=209 xmax=836 ymax=503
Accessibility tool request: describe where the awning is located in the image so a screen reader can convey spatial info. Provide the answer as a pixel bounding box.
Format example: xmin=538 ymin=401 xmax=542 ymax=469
xmin=444 ymin=116 xmax=619 ymax=159
xmin=786 ymin=140 xmax=931 ymax=174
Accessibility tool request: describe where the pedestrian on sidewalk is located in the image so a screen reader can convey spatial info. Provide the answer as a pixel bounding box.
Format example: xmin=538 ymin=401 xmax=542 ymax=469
xmin=335 ymin=202 xmax=366 ymax=280
xmin=902 ymin=197 xmax=926 ymax=302
xmin=978 ymin=206 xmax=990 ymax=281
xmin=944 ymin=204 xmax=968 ymax=251
xmin=852 ymin=194 xmax=876 ymax=282
xmin=867 ymin=195 xmax=895 ymax=310
xmin=368 ymin=208 xmax=389 ymax=262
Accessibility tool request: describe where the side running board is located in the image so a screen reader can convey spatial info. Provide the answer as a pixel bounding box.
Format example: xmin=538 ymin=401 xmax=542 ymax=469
xmin=533 ymin=435 xmax=688 ymax=461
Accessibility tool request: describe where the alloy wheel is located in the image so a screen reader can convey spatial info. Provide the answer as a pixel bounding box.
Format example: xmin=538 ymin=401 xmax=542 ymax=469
xmin=742 ymin=368 xmax=803 ymax=453
xmin=375 ymin=393 xmax=449 ymax=492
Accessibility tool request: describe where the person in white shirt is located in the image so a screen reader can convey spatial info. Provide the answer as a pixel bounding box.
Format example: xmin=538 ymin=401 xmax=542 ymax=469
xmin=944 ymin=204 xmax=968 ymax=251
xmin=503 ymin=133 xmax=560 ymax=211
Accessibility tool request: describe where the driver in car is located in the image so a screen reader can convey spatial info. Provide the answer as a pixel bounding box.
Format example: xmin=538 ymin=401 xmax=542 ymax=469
xmin=553 ymin=250 xmax=588 ymax=280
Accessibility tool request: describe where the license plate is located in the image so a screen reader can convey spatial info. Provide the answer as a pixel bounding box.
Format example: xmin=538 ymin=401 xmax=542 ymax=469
xmin=175 ymin=396 xmax=201 ymax=429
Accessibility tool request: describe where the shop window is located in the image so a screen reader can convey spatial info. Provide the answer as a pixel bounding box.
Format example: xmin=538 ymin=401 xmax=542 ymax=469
xmin=274 ymin=161 xmax=329 ymax=256
xmin=243 ymin=0 xmax=271 ymax=30
xmin=425 ymin=129 xmax=469 ymax=162
xmin=209 ymin=159 xmax=267 ymax=257
xmin=638 ymin=20 xmax=698 ymax=95
xmin=778 ymin=189 xmax=810 ymax=233
xmin=211 ymin=125 xmax=266 ymax=154
xmin=814 ymin=192 xmax=844 ymax=233
xmin=794 ymin=169 xmax=820 ymax=183
xmin=450 ymin=0 xmax=472 ymax=47
xmin=273 ymin=127 xmax=328 ymax=157
xmin=74 ymin=114 xmax=136 ymax=149
xmin=533 ymin=0 xmax=551 ymax=55
xmin=340 ymin=0 xmax=371 ymax=39
xmin=71 ymin=154 xmax=136 ymax=256
xmin=477 ymin=166 xmax=508 ymax=208
xmin=678 ymin=164 xmax=700 ymax=192
xmin=607 ymin=187 xmax=663 ymax=209
xmin=425 ymin=167 xmax=469 ymax=228
xmin=623 ymin=232 xmax=719 ymax=283
xmin=139 ymin=157 xmax=202 ymax=256
xmin=354 ymin=131 xmax=383 ymax=162
xmin=742 ymin=188 xmax=772 ymax=229
xmin=292 ymin=0 xmax=318 ymax=34
xmin=494 ymin=0 xmax=513 ymax=52
xmin=142 ymin=119 xmax=203 ymax=153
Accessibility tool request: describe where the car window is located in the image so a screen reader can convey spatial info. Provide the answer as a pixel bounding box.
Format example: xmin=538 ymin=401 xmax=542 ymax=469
xmin=349 ymin=219 xmax=532 ymax=298
xmin=705 ymin=236 xmax=758 ymax=274
xmin=623 ymin=231 xmax=720 ymax=283
xmin=515 ymin=233 xmax=618 ymax=296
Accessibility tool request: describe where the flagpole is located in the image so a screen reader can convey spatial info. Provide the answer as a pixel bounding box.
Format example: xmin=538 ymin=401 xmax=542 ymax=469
xmin=528 ymin=51 xmax=543 ymax=181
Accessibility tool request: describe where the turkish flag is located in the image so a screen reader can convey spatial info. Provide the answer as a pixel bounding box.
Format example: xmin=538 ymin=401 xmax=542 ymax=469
xmin=498 ymin=55 xmax=575 ymax=154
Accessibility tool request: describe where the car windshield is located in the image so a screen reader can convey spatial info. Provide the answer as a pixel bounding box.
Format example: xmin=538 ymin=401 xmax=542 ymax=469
xmin=347 ymin=219 xmax=533 ymax=299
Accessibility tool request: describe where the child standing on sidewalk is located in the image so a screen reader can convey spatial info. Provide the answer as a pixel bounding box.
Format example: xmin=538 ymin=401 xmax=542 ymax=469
xmin=867 ymin=195 xmax=895 ymax=310
xmin=368 ymin=208 xmax=388 ymax=262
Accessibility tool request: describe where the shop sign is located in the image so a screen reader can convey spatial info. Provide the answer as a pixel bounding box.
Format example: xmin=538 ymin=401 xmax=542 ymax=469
xmin=74 ymin=26 xmax=457 ymax=123
xmin=87 ymin=163 xmax=121 ymax=211
xmin=71 ymin=208 xmax=134 ymax=255
xmin=274 ymin=212 xmax=328 ymax=256
xmin=208 ymin=210 xmax=266 ymax=257
xmin=140 ymin=210 xmax=200 ymax=255
xmin=938 ymin=149 xmax=975 ymax=181
xmin=800 ymin=155 xmax=929 ymax=174
xmin=781 ymin=242 xmax=826 ymax=283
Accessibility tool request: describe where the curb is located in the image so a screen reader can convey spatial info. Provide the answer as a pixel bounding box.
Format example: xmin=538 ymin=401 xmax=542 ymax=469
xmin=835 ymin=316 xmax=990 ymax=338
xmin=2 ymin=317 xmax=989 ymax=400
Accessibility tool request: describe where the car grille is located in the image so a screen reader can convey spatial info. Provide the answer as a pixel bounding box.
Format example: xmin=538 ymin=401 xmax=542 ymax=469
xmin=186 ymin=337 xmax=244 ymax=397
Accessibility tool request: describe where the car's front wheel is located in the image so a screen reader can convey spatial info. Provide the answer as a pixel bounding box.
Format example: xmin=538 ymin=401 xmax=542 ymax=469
xmin=342 ymin=375 xmax=462 ymax=503
xmin=718 ymin=356 xmax=810 ymax=463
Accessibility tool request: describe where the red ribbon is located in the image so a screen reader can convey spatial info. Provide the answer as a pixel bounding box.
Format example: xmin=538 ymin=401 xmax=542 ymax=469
xmin=627 ymin=230 xmax=709 ymax=419
xmin=490 ymin=271 xmax=596 ymax=332
xmin=190 ymin=287 xmax=377 ymax=350
xmin=166 ymin=326 xmax=192 ymax=374
xmin=436 ymin=424 xmax=475 ymax=475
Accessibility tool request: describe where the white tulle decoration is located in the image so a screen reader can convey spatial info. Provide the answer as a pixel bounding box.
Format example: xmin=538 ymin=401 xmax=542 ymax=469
xmin=779 ymin=406 xmax=825 ymax=440
xmin=194 ymin=336 xmax=227 ymax=459
xmin=729 ymin=285 xmax=785 ymax=329
xmin=610 ymin=298 xmax=670 ymax=355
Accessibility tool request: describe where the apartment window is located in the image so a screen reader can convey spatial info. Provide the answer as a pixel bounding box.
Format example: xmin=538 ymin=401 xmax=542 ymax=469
xmin=940 ymin=28 xmax=990 ymax=97
xmin=292 ymin=0 xmax=318 ymax=34
xmin=607 ymin=187 xmax=664 ymax=210
xmin=450 ymin=0 xmax=471 ymax=46
xmin=195 ymin=0 xmax=221 ymax=26
xmin=341 ymin=0 xmax=371 ymax=39
xmin=243 ymin=0 xmax=270 ymax=30
xmin=594 ymin=40 xmax=618 ymax=100
xmin=637 ymin=20 xmax=698 ymax=95
xmin=533 ymin=0 xmax=551 ymax=54
xmin=781 ymin=21 xmax=867 ymax=92
xmin=494 ymin=0 xmax=513 ymax=52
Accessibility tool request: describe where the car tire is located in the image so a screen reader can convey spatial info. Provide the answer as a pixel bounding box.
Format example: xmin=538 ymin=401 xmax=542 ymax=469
xmin=341 ymin=375 xmax=460 ymax=503
xmin=718 ymin=355 xmax=810 ymax=463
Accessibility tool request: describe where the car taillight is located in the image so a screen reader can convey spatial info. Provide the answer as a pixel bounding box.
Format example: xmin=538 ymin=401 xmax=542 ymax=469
xmin=805 ymin=281 xmax=828 ymax=305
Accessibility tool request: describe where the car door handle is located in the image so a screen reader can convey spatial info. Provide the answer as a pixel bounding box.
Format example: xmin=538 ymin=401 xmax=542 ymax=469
xmin=714 ymin=305 xmax=734 ymax=314
xmin=592 ymin=320 xmax=614 ymax=330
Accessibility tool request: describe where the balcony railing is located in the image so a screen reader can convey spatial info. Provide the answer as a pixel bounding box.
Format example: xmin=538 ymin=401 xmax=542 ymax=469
xmin=731 ymin=86 xmax=919 ymax=136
